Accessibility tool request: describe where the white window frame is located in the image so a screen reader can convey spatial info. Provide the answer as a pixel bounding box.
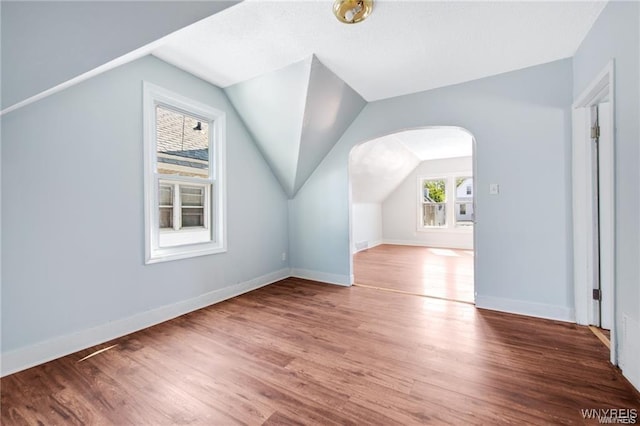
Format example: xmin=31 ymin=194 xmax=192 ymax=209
xmin=419 ymin=176 xmax=448 ymax=229
xmin=417 ymin=173 xmax=473 ymax=233
xmin=143 ymin=82 xmax=226 ymax=264
xmin=454 ymin=176 xmax=474 ymax=228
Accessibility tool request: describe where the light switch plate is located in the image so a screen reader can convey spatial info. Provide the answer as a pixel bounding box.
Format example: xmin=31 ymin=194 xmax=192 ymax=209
xmin=489 ymin=183 xmax=499 ymax=195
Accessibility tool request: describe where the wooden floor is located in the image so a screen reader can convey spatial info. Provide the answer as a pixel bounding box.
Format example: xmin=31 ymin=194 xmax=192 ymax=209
xmin=354 ymin=244 xmax=474 ymax=303
xmin=2 ymin=278 xmax=639 ymax=425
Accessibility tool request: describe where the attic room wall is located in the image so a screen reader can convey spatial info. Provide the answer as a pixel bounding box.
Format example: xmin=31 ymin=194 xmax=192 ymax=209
xmin=0 ymin=55 xmax=289 ymax=375
xmin=289 ymin=58 xmax=574 ymax=320
xmin=572 ymin=0 xmax=640 ymax=390
xmin=351 ymin=203 xmax=383 ymax=253
xmin=382 ymin=157 xmax=473 ymax=250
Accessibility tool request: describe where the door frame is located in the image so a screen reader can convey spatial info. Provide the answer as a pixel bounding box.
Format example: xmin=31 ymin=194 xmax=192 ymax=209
xmin=571 ymin=60 xmax=616 ymax=364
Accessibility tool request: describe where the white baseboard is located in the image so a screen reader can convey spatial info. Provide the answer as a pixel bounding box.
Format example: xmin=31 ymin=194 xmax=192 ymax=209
xmin=353 ymin=239 xmax=383 ymax=254
xmin=475 ymin=295 xmax=575 ymax=323
xmin=1 ymin=268 xmax=290 ymax=377
xmin=383 ymin=239 xmax=473 ymax=250
xmin=290 ymin=268 xmax=351 ymax=286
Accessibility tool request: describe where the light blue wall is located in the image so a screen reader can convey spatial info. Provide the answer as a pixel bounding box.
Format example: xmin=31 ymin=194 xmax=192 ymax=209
xmin=1 ymin=1 xmax=239 ymax=109
xmin=290 ymin=59 xmax=574 ymax=315
xmin=573 ymin=0 xmax=640 ymax=388
xmin=1 ymin=55 xmax=289 ymax=353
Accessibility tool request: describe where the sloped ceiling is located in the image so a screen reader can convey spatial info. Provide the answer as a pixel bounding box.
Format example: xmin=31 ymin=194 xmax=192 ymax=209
xmin=350 ymin=128 xmax=473 ymax=204
xmin=1 ymin=1 xmax=239 ymax=110
xmin=225 ymin=55 xmax=366 ymax=197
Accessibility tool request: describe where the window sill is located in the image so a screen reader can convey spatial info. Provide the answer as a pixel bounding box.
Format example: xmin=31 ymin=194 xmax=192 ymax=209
xmin=146 ymin=240 xmax=226 ymax=264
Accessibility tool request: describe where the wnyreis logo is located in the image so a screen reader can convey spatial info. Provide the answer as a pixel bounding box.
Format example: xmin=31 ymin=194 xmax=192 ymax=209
xmin=581 ymin=408 xmax=638 ymax=424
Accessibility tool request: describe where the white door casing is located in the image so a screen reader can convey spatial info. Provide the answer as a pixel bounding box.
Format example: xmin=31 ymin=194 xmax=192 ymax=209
xmin=572 ymin=60 xmax=615 ymax=364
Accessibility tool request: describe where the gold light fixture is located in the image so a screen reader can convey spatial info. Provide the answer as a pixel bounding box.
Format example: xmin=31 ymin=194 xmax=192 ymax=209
xmin=333 ymin=0 xmax=373 ymax=24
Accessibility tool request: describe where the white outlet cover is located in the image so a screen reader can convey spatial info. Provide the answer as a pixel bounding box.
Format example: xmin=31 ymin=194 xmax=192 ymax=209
xmin=489 ymin=183 xmax=500 ymax=195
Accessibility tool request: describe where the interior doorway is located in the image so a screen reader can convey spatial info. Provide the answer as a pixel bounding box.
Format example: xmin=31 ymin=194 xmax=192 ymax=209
xmin=348 ymin=127 xmax=476 ymax=304
xmin=572 ymin=61 xmax=615 ymax=363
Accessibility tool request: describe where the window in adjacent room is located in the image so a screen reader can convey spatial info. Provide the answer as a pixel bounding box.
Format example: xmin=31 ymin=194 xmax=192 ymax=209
xmin=455 ymin=176 xmax=474 ymax=227
xmin=421 ymin=178 xmax=447 ymax=227
xmin=143 ymin=82 xmax=226 ymax=264
xmin=418 ymin=174 xmax=474 ymax=230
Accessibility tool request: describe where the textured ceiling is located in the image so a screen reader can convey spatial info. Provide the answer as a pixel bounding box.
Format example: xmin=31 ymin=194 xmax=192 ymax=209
xmin=154 ymin=0 xmax=606 ymax=101
xmin=350 ymin=128 xmax=472 ymax=203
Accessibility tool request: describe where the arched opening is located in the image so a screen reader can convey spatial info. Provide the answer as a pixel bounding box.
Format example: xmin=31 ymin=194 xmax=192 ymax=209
xmin=348 ymin=126 xmax=476 ymax=303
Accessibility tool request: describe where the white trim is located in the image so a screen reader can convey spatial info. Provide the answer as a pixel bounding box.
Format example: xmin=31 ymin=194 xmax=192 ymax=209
xmin=0 ymin=268 xmax=291 ymax=377
xmin=290 ymin=268 xmax=352 ymax=286
xmin=475 ymin=295 xmax=575 ymax=323
xmin=598 ymin=102 xmax=614 ymax=331
xmin=143 ymin=82 xmax=227 ymax=264
xmin=571 ymin=60 xmax=616 ymax=365
xmin=353 ymin=239 xmax=383 ymax=253
xmin=382 ymin=239 xmax=473 ymax=250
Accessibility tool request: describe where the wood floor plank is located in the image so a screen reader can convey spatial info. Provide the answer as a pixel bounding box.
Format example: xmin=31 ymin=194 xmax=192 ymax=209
xmin=2 ymin=278 xmax=639 ymax=425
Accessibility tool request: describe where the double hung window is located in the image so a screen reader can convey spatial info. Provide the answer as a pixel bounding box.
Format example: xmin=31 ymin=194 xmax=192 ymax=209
xmin=143 ymin=83 xmax=226 ymax=263
xmin=421 ymin=178 xmax=447 ymax=227
xmin=419 ymin=175 xmax=474 ymax=229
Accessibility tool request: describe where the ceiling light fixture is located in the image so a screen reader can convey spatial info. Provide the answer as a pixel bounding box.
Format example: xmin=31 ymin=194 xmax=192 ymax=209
xmin=333 ymin=0 xmax=373 ymax=24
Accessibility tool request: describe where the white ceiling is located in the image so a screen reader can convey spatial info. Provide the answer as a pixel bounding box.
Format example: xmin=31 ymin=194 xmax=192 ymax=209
xmin=154 ymin=0 xmax=606 ymax=101
xmin=393 ymin=128 xmax=473 ymax=161
xmin=350 ymin=128 xmax=472 ymax=203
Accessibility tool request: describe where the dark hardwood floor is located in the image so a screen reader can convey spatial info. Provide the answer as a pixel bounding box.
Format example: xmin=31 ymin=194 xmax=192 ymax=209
xmin=2 ymin=278 xmax=638 ymax=425
xmin=354 ymin=244 xmax=474 ymax=303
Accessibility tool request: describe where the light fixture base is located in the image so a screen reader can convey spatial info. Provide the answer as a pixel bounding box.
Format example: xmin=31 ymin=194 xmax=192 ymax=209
xmin=333 ymin=0 xmax=373 ymax=24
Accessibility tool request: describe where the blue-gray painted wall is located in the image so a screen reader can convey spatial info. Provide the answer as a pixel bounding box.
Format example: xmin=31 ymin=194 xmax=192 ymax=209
xmin=289 ymin=58 xmax=575 ymax=314
xmin=1 ymin=55 xmax=289 ymax=353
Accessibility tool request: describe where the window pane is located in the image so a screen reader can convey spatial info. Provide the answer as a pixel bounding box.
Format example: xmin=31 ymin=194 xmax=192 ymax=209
xmin=182 ymin=208 xmax=204 ymax=227
xmin=456 ymin=177 xmax=474 ymax=226
xmin=422 ymin=204 xmax=446 ymax=227
xmin=159 ymin=207 xmax=173 ymax=229
xmin=156 ymin=106 xmax=209 ymax=178
xmin=423 ymin=179 xmax=446 ymax=203
xmin=180 ymin=185 xmax=204 ymax=207
xmin=422 ymin=179 xmax=447 ymax=227
xmin=159 ymin=184 xmax=173 ymax=206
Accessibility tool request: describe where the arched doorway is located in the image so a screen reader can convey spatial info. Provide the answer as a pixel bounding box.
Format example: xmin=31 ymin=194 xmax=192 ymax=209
xmin=348 ymin=126 xmax=476 ymax=303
